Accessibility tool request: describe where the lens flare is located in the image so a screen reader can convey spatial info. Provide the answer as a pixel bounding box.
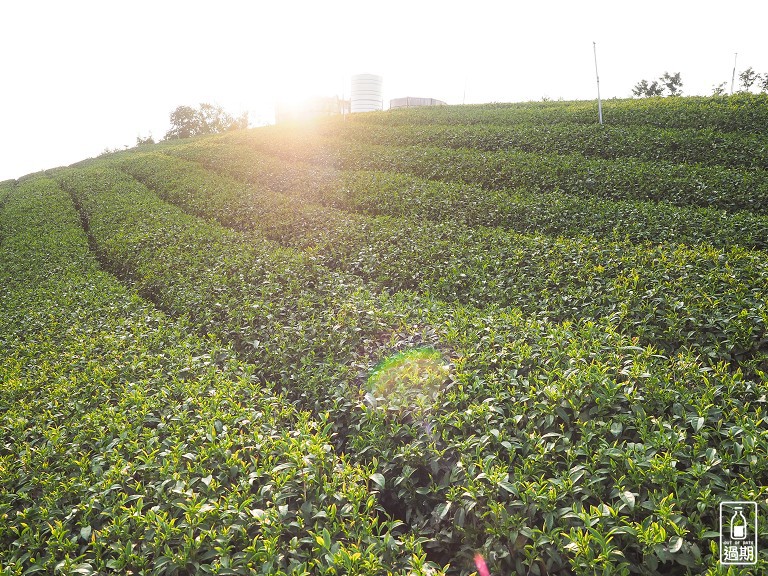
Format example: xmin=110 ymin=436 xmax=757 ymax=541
xmin=474 ymin=553 xmax=490 ymax=576
xmin=365 ymin=347 xmax=449 ymax=412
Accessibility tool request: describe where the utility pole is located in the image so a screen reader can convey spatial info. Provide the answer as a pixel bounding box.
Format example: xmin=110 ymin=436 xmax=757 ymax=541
xmin=593 ymin=42 xmax=603 ymax=125
xmin=731 ymin=52 xmax=738 ymax=95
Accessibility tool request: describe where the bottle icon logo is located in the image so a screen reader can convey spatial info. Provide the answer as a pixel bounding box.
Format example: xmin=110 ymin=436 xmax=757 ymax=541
xmin=720 ymin=501 xmax=758 ymax=565
xmin=731 ymin=507 xmax=748 ymax=540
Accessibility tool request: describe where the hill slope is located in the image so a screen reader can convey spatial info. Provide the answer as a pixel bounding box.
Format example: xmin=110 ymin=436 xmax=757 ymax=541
xmin=2 ymin=95 xmax=767 ymax=575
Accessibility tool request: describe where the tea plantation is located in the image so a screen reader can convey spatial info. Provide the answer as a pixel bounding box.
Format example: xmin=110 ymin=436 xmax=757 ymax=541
xmin=1 ymin=94 xmax=767 ymax=575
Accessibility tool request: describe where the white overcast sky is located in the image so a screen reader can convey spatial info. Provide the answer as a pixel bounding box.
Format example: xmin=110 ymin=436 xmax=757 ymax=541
xmin=1 ymin=1 xmax=767 ymax=182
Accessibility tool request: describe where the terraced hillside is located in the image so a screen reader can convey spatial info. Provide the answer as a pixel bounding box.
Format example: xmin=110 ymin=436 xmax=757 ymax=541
xmin=2 ymin=94 xmax=767 ymax=575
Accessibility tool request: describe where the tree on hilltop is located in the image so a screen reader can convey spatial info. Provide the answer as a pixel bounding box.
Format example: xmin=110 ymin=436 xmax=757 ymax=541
xmin=632 ymin=79 xmax=664 ymax=98
xmin=738 ymin=67 xmax=759 ymax=92
xmin=660 ymin=72 xmax=683 ymax=96
xmin=164 ymin=103 xmax=248 ymax=140
xmin=632 ymin=72 xmax=683 ymax=97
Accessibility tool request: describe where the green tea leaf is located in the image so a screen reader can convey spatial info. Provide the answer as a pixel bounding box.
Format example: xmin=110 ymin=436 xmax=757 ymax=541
xmin=370 ymin=473 xmax=386 ymax=489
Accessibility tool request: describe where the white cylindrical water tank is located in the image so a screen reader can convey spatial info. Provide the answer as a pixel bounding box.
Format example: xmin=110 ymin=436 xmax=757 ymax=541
xmin=351 ymin=74 xmax=383 ymax=113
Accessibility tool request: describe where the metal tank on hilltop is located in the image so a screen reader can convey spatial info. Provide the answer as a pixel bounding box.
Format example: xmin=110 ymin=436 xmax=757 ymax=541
xmin=350 ymin=74 xmax=383 ymax=113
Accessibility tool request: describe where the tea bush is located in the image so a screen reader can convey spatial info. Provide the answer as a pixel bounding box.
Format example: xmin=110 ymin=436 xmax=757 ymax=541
xmin=323 ymin=122 xmax=768 ymax=171
xmin=48 ymin=162 xmax=768 ymax=574
xmin=164 ymin=136 xmax=768 ymax=250
xmin=229 ymin=131 xmax=768 ymax=214
xmin=4 ymin=95 xmax=768 ymax=574
xmin=354 ymin=94 xmax=768 ymax=134
xmin=0 ymin=177 xmax=439 ymax=575
xmin=117 ymin=153 xmax=768 ymax=379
